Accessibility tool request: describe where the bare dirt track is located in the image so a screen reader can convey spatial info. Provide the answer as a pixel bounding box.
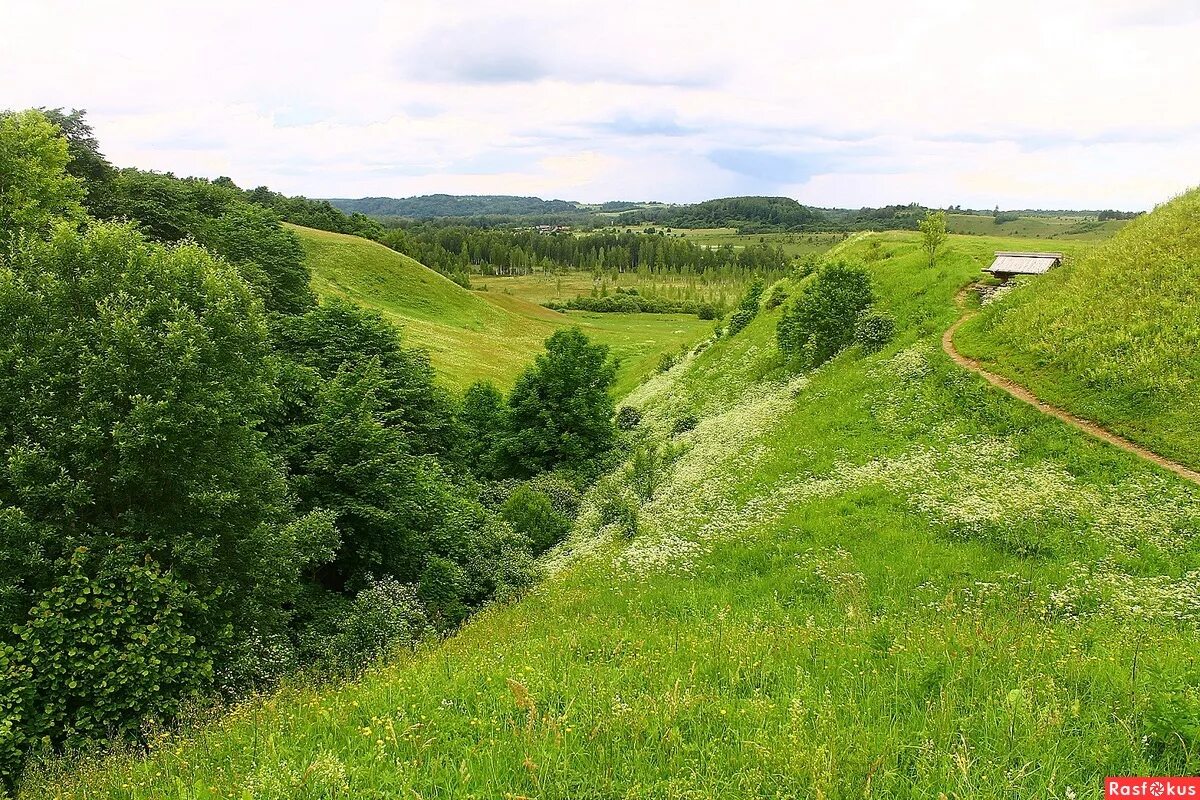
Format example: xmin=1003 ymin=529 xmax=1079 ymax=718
xmin=943 ymin=287 xmax=1200 ymax=486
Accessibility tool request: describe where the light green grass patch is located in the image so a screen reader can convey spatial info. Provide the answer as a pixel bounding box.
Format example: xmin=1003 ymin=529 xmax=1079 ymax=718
xmin=291 ymin=224 xmax=711 ymax=395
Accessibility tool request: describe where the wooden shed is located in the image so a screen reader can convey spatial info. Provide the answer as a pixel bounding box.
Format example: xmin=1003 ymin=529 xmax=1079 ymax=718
xmin=984 ymin=251 xmax=1063 ymax=281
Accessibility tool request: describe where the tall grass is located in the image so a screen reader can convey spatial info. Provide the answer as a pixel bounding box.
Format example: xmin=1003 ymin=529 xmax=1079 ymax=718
xmin=955 ymin=188 xmax=1200 ymax=468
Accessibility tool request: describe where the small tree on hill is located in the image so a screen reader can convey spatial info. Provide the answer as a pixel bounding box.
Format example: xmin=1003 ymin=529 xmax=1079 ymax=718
xmin=919 ymin=210 xmax=948 ymax=268
xmin=777 ymin=262 xmax=875 ymax=367
xmin=500 ymin=328 xmax=617 ymax=477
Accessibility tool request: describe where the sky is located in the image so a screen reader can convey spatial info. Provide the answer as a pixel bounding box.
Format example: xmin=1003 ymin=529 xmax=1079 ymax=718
xmin=2 ymin=0 xmax=1198 ymax=210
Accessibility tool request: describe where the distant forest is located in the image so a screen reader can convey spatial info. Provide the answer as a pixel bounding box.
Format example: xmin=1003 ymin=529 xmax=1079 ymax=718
xmin=378 ymin=223 xmax=791 ymax=286
xmin=326 ymin=193 xmax=1144 ymax=233
xmin=329 ymin=194 xmax=581 ymax=218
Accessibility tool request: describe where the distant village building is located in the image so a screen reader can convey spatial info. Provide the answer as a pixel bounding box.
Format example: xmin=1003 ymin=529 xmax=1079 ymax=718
xmin=984 ymin=251 xmax=1064 ymax=282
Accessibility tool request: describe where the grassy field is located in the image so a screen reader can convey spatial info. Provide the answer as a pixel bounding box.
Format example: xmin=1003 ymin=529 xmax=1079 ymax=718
xmin=946 ymin=213 xmax=1129 ymax=240
xmin=476 ymin=270 xmax=744 ymax=308
xmin=27 ymin=223 xmax=1200 ymax=798
xmin=291 ymin=225 xmax=712 ymax=395
xmin=953 ymin=189 xmax=1200 ymax=470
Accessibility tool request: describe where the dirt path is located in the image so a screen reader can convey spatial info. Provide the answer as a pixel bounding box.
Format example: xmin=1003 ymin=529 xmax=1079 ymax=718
xmin=943 ymin=287 xmax=1200 ymax=485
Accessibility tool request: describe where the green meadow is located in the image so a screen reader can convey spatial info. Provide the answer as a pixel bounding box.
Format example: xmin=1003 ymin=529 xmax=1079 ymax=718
xmin=293 ymin=224 xmax=712 ymax=394
xmin=946 ymin=212 xmax=1128 ymax=240
xmin=27 ymin=216 xmax=1200 ymax=799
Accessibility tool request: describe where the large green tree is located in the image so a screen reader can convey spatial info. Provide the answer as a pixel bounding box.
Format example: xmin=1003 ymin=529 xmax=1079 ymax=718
xmin=0 ymin=110 xmax=84 ymax=250
xmin=193 ymin=203 xmax=314 ymax=314
xmin=0 ymin=222 xmax=326 ymax=661
xmin=37 ymin=107 xmax=115 ymax=210
xmin=500 ymin=328 xmax=617 ymax=477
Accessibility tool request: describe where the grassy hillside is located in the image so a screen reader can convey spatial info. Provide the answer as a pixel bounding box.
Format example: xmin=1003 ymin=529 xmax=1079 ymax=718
xmin=291 ymin=225 xmax=710 ymax=394
xmin=946 ymin=212 xmax=1128 ymax=240
xmin=29 ymin=228 xmax=1200 ymax=798
xmin=954 ymin=189 xmax=1200 ymax=469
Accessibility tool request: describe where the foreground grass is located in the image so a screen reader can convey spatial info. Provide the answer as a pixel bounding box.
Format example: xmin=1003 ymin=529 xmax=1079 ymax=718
xmin=24 ymin=230 xmax=1200 ymax=799
xmin=954 ymin=189 xmax=1200 ymax=469
xmin=292 ymin=225 xmax=711 ymax=394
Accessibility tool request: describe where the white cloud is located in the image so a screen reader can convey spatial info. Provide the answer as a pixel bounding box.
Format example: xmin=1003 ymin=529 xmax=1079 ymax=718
xmin=1 ymin=0 xmax=1197 ymax=208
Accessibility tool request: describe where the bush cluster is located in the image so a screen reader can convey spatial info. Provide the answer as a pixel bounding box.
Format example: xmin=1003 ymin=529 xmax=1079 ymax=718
xmin=777 ymin=262 xmax=875 ymax=368
xmin=726 ymin=278 xmax=766 ymax=336
xmin=546 ymin=290 xmax=722 ymax=318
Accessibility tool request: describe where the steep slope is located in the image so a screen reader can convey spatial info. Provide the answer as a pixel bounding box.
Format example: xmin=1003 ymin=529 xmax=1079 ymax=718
xmin=28 ymin=230 xmax=1200 ymax=798
xmin=953 ymin=189 xmax=1200 ymax=469
xmin=290 ymin=225 xmax=710 ymax=393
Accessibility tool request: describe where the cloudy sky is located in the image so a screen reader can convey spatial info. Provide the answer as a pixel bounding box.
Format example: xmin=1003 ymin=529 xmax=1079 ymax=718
xmin=3 ymin=0 xmax=1198 ymax=209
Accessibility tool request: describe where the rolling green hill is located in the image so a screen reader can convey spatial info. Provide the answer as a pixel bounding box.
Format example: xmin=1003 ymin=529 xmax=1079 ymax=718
xmin=30 ymin=224 xmax=1200 ymax=797
xmin=953 ymin=188 xmax=1200 ymax=469
xmin=946 ymin=212 xmax=1129 ymax=240
xmin=291 ymin=224 xmax=711 ymax=394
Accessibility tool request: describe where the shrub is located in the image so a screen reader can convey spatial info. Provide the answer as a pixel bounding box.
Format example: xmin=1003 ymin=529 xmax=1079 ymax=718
xmin=594 ymin=475 xmax=640 ymax=539
xmin=777 ymin=261 xmax=875 ymax=368
xmin=628 ymin=439 xmax=675 ymax=501
xmin=672 ymin=413 xmax=699 ymax=435
xmin=853 ymin=310 xmax=896 ymax=353
xmin=726 ymin=278 xmax=766 ymax=336
xmin=764 ymin=284 xmax=789 ymax=310
xmin=526 ymin=472 xmax=584 ymax=519
xmin=697 ymin=303 xmax=719 ymax=320
xmin=319 ymin=577 xmax=432 ymax=674
xmin=501 ymin=485 xmax=572 ymax=555
xmin=417 ymin=556 xmax=469 ymax=631
xmin=657 ymin=352 xmax=679 ymax=373
xmin=615 ymin=405 xmax=643 ymax=431
xmin=0 ymin=549 xmax=210 ymax=782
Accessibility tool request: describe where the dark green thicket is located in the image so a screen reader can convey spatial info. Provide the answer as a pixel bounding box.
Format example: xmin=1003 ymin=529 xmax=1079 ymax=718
xmin=0 ymin=108 xmax=618 ymax=785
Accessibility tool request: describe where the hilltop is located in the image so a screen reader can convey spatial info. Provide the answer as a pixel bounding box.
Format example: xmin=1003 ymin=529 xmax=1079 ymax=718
xmin=954 ymin=188 xmax=1200 ymax=468
xmin=29 ymin=211 xmax=1200 ymax=797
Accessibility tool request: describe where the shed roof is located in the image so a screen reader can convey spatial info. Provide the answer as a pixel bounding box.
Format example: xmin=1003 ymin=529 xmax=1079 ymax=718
xmin=985 ymin=251 xmax=1063 ymax=276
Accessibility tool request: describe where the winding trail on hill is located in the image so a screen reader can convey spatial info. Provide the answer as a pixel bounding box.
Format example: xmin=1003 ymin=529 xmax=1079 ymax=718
xmin=943 ymin=286 xmax=1200 ymax=485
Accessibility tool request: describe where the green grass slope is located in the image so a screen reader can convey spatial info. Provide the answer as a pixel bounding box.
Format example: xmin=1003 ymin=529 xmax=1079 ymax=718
xmin=27 ymin=231 xmax=1200 ymax=798
xmin=291 ymin=224 xmax=710 ymax=394
xmin=954 ymin=189 xmax=1200 ymax=469
xmin=946 ymin=213 xmax=1128 ymax=240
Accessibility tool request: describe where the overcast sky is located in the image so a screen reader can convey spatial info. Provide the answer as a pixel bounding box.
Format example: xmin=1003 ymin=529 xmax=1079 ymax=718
xmin=3 ymin=0 xmax=1198 ymax=209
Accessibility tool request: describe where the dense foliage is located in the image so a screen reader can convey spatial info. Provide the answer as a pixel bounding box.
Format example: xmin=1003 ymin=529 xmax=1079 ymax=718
xmin=777 ymin=262 xmax=875 ymax=367
xmin=0 ymin=109 xmax=620 ymax=785
xmin=0 ymin=110 xmax=84 ymax=249
xmin=618 ymin=197 xmax=932 ymax=233
xmin=726 ymin=278 xmax=766 ymax=336
xmin=461 ymin=328 xmax=619 ymax=481
xmin=546 ymin=288 xmax=721 ymax=317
